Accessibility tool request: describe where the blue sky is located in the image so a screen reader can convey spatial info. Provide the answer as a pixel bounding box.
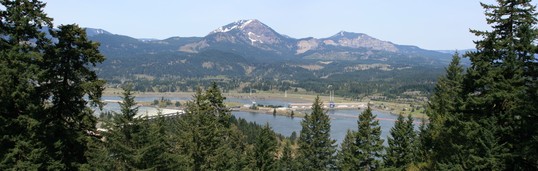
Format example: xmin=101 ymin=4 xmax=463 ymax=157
xmin=41 ymin=0 xmax=508 ymax=50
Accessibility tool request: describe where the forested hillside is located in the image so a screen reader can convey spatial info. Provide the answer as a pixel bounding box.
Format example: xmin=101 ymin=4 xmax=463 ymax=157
xmin=86 ymin=18 xmax=455 ymax=100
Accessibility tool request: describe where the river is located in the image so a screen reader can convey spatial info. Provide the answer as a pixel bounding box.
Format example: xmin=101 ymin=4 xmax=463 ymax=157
xmin=99 ymin=95 xmax=408 ymax=145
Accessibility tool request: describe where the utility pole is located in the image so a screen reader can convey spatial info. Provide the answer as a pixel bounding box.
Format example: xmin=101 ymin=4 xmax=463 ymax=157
xmin=328 ymin=85 xmax=335 ymax=108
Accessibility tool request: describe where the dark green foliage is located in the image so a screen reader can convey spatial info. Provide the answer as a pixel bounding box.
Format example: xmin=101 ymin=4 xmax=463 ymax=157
xmin=0 ymin=1 xmax=105 ymax=169
xmin=278 ymin=140 xmax=296 ymax=171
xmin=425 ymin=0 xmax=538 ymax=170
xmin=336 ymin=130 xmax=358 ymax=171
xmin=94 ymin=84 xmax=293 ymax=170
xmin=171 ymin=85 xmax=248 ymax=170
xmin=355 ymin=106 xmax=384 ymax=170
xmin=337 ymin=106 xmax=384 ymax=170
xmin=135 ymin=115 xmax=174 ymax=170
xmin=39 ymin=23 xmax=105 ymax=170
xmin=415 ymin=118 xmax=429 ymax=165
xmin=103 ymin=86 xmax=141 ymax=169
xmin=84 ymin=136 xmax=112 ymax=170
xmin=205 ymin=82 xmax=230 ymax=126
xmin=384 ymin=114 xmax=416 ymax=169
xmin=249 ymin=124 xmax=278 ymax=170
xmin=463 ymin=1 xmax=538 ymax=169
xmin=1 ymin=1 xmax=53 ymax=169
xmin=422 ymin=53 xmax=465 ymax=169
xmin=173 ymin=88 xmax=225 ymax=170
xmin=290 ymin=131 xmax=297 ymax=142
xmin=96 ymin=87 xmax=179 ymax=170
xmin=152 ymin=97 xmax=173 ymax=107
xmin=297 ymin=96 xmax=337 ymax=170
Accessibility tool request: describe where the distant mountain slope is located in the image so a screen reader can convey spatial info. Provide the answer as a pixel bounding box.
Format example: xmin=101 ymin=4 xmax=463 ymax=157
xmin=80 ymin=22 xmax=460 ymax=97
xmin=84 ymin=20 xmax=453 ymax=93
xmin=85 ymin=19 xmax=452 ymax=66
xmin=174 ymin=19 xmax=451 ymax=64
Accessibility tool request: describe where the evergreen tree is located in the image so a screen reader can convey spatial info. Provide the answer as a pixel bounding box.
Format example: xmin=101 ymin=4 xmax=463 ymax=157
xmin=384 ymin=114 xmax=416 ymax=169
xmin=136 ymin=115 xmax=175 ymax=170
xmin=205 ymin=82 xmax=230 ymax=126
xmin=354 ymin=106 xmax=384 ymax=170
xmin=104 ymin=86 xmax=141 ymax=170
xmin=174 ymin=88 xmax=221 ymax=171
xmin=425 ymin=54 xmax=465 ymax=168
xmin=40 ymin=24 xmax=105 ymax=170
xmin=84 ymin=135 xmax=112 ymax=170
xmin=1 ymin=1 xmax=105 ymax=169
xmin=336 ymin=130 xmax=358 ymax=171
xmin=465 ymin=1 xmax=538 ymax=169
xmin=427 ymin=0 xmax=538 ymax=169
xmin=336 ymin=106 xmax=384 ymax=170
xmin=0 ymin=1 xmax=53 ymax=169
xmin=414 ymin=118 xmax=429 ymax=167
xmin=278 ymin=140 xmax=296 ymax=171
xmin=297 ymin=96 xmax=337 ymax=170
xmin=172 ymin=85 xmax=245 ymax=170
xmin=249 ymin=124 xmax=278 ymax=170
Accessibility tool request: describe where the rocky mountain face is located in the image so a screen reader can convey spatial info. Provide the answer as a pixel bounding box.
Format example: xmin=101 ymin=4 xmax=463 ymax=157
xmin=172 ymin=19 xmax=449 ymax=64
xmin=297 ymin=31 xmax=398 ymax=54
xmin=178 ymin=19 xmax=296 ymax=61
xmin=84 ymin=19 xmax=453 ymax=81
xmin=76 ymin=20 xmax=456 ymax=97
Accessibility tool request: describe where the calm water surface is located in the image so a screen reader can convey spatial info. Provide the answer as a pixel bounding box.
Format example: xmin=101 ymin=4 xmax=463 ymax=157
xmin=100 ymin=96 xmax=405 ymax=145
xmin=232 ymin=109 xmax=399 ymax=145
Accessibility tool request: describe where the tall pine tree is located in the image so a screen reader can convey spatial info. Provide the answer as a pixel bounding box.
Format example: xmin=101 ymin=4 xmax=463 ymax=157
xmin=463 ymin=0 xmax=537 ymax=169
xmin=336 ymin=130 xmax=358 ymax=171
xmin=424 ymin=53 xmax=465 ymax=168
xmin=384 ymin=114 xmax=417 ymax=169
xmin=357 ymin=106 xmax=384 ymax=170
xmin=277 ymin=140 xmax=297 ymax=171
xmin=1 ymin=0 xmax=52 ymax=169
xmin=337 ymin=106 xmax=384 ymax=171
xmin=104 ymin=86 xmax=142 ymax=170
xmin=427 ymin=0 xmax=538 ymax=169
xmin=297 ymin=96 xmax=337 ymax=170
xmin=249 ymin=124 xmax=278 ymax=170
xmin=1 ymin=1 xmax=105 ymax=169
xmin=172 ymin=84 xmax=246 ymax=170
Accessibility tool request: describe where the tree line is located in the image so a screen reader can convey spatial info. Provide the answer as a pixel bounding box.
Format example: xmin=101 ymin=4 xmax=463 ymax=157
xmin=88 ymin=84 xmax=423 ymax=170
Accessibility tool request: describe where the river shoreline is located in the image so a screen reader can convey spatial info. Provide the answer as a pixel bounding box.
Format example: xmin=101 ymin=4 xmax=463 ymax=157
xmin=104 ymin=88 xmax=427 ymax=119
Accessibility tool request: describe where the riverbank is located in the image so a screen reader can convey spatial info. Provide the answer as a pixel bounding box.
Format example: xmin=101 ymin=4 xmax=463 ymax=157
xmin=105 ymin=88 xmax=428 ymax=119
xmin=103 ymin=88 xmax=347 ymax=104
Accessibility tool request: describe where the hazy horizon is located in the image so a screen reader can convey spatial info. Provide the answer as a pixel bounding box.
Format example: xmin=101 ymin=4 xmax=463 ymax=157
xmin=41 ymin=0 xmax=523 ymax=50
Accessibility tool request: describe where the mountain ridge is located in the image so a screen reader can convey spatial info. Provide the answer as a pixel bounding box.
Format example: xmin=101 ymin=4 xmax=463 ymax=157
xmin=81 ymin=20 xmax=453 ymax=97
xmin=83 ymin=19 xmax=452 ymax=65
xmin=83 ymin=19 xmax=454 ymax=66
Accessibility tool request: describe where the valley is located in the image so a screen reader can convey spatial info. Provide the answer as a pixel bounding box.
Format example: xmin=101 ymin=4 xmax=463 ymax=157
xmin=88 ymin=19 xmax=457 ymax=107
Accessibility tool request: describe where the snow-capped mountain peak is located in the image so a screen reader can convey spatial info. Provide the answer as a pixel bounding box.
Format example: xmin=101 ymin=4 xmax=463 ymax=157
xmin=210 ymin=19 xmax=258 ymax=34
xmin=205 ymin=19 xmax=286 ymax=45
xmin=85 ymin=28 xmax=112 ymax=37
xmin=181 ymin=19 xmax=292 ymax=53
